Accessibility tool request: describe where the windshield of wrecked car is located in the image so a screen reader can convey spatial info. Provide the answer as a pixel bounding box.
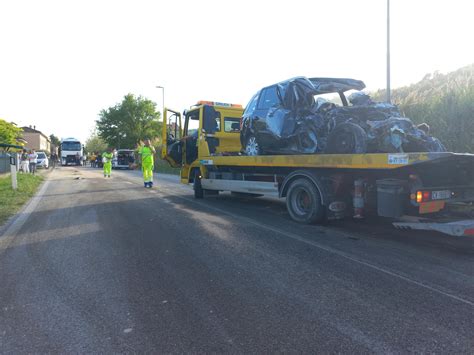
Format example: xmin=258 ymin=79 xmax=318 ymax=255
xmin=315 ymin=93 xmax=343 ymax=106
xmin=37 ymin=153 xmax=46 ymax=159
xmin=314 ymin=90 xmax=359 ymax=107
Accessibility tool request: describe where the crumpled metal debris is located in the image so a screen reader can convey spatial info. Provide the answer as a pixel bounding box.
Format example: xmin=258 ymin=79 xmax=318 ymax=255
xmin=253 ymin=76 xmax=445 ymax=154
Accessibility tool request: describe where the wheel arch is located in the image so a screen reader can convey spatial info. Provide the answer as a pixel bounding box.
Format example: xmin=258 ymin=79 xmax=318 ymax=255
xmin=280 ymin=170 xmax=327 ymax=206
xmin=188 ymin=166 xmax=200 ymax=183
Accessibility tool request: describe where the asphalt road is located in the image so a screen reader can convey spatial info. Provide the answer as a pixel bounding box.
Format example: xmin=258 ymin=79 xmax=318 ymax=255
xmin=0 ymin=166 xmax=473 ymax=353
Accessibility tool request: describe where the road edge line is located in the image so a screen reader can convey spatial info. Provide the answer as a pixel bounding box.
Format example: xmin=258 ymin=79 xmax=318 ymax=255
xmin=0 ymin=178 xmax=51 ymax=240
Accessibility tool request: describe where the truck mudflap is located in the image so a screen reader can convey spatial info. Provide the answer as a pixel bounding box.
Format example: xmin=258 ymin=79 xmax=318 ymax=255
xmin=393 ymin=219 xmax=474 ymax=237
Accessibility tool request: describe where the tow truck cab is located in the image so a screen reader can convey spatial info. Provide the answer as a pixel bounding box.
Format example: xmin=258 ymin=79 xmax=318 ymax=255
xmin=161 ymin=101 xmax=244 ymax=184
xmin=162 ymin=101 xmax=474 ymax=236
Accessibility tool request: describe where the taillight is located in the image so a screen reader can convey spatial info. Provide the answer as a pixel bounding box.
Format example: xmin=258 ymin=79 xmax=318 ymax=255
xmin=415 ymin=190 xmax=431 ymax=203
xmin=416 ymin=191 xmax=422 ymax=203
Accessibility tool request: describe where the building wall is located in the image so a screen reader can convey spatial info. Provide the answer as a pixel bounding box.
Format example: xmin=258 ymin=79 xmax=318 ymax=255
xmin=22 ymin=132 xmax=40 ymax=150
xmin=39 ymin=135 xmax=50 ymax=152
xmin=22 ymin=132 xmax=51 ymax=153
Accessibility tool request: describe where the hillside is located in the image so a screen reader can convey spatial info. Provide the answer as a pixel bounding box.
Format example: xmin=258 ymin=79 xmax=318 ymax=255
xmin=372 ymin=64 xmax=474 ymax=153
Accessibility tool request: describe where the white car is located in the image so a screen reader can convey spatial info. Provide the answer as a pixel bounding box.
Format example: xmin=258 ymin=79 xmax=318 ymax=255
xmin=36 ymin=151 xmax=49 ymax=169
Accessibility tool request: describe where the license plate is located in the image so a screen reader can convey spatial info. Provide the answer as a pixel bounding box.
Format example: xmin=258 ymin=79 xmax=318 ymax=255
xmin=431 ymin=190 xmax=451 ymax=200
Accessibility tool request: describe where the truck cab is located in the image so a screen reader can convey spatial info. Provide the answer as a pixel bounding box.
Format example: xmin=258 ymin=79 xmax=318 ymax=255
xmin=162 ymin=101 xmax=244 ymax=184
xmin=60 ymin=138 xmax=83 ymax=166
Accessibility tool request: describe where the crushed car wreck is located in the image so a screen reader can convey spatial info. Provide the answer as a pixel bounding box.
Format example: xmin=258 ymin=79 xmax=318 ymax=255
xmin=240 ymin=77 xmax=446 ymax=155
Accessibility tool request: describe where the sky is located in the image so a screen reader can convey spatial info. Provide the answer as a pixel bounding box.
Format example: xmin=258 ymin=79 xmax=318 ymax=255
xmin=1 ymin=0 xmax=473 ymax=143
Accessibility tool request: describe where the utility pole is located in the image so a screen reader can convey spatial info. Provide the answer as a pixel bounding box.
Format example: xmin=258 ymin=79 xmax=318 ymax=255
xmin=156 ymin=86 xmax=165 ymax=116
xmin=386 ymin=0 xmax=391 ymax=103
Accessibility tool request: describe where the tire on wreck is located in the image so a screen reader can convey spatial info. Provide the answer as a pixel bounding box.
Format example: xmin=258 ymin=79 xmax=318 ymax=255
xmin=325 ymin=122 xmax=368 ymax=154
xmin=297 ymin=127 xmax=319 ymax=154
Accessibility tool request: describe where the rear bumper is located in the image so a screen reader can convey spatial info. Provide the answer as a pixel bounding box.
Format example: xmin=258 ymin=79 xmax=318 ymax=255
xmin=394 ymin=219 xmax=474 ymax=237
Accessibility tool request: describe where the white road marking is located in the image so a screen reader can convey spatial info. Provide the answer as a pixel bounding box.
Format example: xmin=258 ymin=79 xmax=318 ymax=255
xmin=110 ymin=170 xmax=474 ymax=307
xmin=159 ymin=185 xmax=474 ymax=308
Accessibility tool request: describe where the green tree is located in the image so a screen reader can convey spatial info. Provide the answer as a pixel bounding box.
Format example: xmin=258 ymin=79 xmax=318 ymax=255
xmin=0 ymin=119 xmax=22 ymax=145
xmin=85 ymin=132 xmax=108 ymax=154
xmin=49 ymin=134 xmax=61 ymax=147
xmin=96 ymin=94 xmax=161 ymax=149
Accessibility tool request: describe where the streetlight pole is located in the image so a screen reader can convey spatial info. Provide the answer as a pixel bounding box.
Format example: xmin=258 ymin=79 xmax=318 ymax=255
xmin=386 ymin=0 xmax=391 ymax=103
xmin=156 ymin=85 xmax=165 ymax=116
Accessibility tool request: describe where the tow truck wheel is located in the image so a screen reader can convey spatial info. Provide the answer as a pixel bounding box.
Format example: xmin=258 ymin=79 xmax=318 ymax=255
xmin=193 ymin=170 xmax=204 ymax=199
xmin=245 ymin=135 xmax=262 ymax=156
xmin=286 ymin=178 xmax=324 ymax=224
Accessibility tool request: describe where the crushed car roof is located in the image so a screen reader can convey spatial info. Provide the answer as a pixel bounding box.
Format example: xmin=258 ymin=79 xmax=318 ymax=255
xmin=275 ymin=76 xmax=366 ymax=94
xmin=279 ymin=77 xmax=366 ymax=110
xmin=308 ymin=77 xmax=366 ymax=94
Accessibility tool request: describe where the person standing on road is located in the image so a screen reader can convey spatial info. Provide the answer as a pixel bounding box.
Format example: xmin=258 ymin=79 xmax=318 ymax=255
xmin=20 ymin=149 xmax=30 ymax=173
xmin=90 ymin=152 xmax=96 ymax=168
xmin=102 ymin=149 xmax=113 ymax=178
xmin=96 ymin=153 xmax=102 ymax=168
xmin=28 ymin=149 xmax=38 ymax=174
xmin=138 ymin=139 xmax=156 ymax=188
xmin=50 ymin=152 xmax=57 ymax=168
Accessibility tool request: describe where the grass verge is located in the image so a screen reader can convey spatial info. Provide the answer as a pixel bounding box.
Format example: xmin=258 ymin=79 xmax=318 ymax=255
xmin=154 ymin=158 xmax=180 ymax=175
xmin=0 ymin=173 xmax=44 ymax=226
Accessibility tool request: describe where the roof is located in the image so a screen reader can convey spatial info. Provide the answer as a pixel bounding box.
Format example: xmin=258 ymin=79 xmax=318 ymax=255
xmin=274 ymin=77 xmax=366 ymax=110
xmin=21 ymin=126 xmax=50 ymax=141
xmin=274 ymin=76 xmax=366 ymax=94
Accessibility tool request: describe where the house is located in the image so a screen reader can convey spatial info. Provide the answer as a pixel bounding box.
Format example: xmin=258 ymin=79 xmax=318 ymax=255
xmin=21 ymin=126 xmax=51 ymax=154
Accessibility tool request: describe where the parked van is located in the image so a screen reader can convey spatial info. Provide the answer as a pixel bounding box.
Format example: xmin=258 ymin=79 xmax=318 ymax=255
xmin=112 ymin=149 xmax=135 ymax=169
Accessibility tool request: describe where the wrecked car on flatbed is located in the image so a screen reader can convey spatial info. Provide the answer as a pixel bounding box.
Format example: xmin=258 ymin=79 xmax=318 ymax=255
xmin=240 ymin=77 xmax=446 ymax=155
xmin=161 ymin=99 xmax=474 ymax=237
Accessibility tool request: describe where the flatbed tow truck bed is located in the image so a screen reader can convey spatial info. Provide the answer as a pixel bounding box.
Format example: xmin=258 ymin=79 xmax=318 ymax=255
xmin=200 ymin=152 xmax=459 ymax=169
xmin=197 ymin=152 xmax=474 ymax=236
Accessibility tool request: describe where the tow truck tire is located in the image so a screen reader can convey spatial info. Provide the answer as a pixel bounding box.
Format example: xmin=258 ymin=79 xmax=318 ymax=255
xmin=193 ymin=171 xmax=204 ymax=199
xmin=286 ymin=178 xmax=324 ymax=224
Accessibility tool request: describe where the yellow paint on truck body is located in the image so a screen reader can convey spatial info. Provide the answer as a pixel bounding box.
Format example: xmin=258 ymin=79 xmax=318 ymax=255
xmin=199 ymin=152 xmax=467 ymax=170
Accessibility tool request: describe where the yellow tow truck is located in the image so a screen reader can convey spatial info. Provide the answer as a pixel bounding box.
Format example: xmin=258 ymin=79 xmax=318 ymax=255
xmin=162 ymin=101 xmax=474 ymax=236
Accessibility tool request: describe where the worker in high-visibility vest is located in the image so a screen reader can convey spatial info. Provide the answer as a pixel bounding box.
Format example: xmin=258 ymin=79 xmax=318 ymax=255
xmin=139 ymin=139 xmax=156 ymax=188
xmin=102 ymin=149 xmax=113 ymax=178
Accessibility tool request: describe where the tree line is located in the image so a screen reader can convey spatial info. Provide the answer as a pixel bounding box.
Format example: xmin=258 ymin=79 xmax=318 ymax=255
xmin=372 ymin=64 xmax=474 ymax=153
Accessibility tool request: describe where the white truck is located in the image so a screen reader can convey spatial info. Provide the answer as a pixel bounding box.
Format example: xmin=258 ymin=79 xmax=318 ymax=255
xmin=60 ymin=137 xmax=83 ymax=166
